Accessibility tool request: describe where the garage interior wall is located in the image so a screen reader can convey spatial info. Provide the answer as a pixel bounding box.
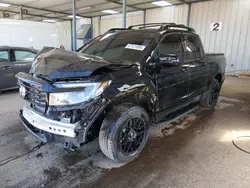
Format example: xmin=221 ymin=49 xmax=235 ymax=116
xmin=0 ymin=18 xmax=60 ymax=49
xmin=146 ymin=4 xmax=189 ymax=25
xmin=92 ymin=6 xmax=189 ymax=36
xmin=56 ymin=18 xmax=92 ymax=50
xmin=56 ymin=21 xmax=72 ymax=51
xmin=99 ymin=11 xmax=144 ymax=34
xmin=190 ymin=0 xmax=250 ymax=75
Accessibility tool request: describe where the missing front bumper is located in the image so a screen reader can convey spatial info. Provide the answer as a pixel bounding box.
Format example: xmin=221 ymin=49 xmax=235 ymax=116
xmin=21 ymin=105 xmax=78 ymax=139
xmin=20 ymin=110 xmax=51 ymax=142
xmin=20 ymin=99 xmax=109 ymax=144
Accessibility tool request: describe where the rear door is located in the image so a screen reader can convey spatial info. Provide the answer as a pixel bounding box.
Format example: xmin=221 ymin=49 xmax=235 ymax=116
xmin=183 ymin=33 xmax=209 ymax=98
xmin=11 ymin=49 xmax=36 ymax=76
xmin=0 ymin=49 xmax=17 ymax=90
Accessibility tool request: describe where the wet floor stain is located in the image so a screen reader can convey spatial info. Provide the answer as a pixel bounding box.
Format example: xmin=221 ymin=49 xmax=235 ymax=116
xmin=43 ymin=167 xmax=62 ymax=185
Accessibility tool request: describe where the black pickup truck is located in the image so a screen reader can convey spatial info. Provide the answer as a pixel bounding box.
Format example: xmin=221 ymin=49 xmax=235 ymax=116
xmin=17 ymin=23 xmax=226 ymax=163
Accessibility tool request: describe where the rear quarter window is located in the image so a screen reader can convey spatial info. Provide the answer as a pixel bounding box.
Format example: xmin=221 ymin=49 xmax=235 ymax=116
xmin=183 ymin=34 xmax=201 ymax=60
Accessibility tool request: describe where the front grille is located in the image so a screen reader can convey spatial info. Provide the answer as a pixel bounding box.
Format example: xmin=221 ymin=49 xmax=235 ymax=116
xmin=19 ymin=82 xmax=47 ymax=113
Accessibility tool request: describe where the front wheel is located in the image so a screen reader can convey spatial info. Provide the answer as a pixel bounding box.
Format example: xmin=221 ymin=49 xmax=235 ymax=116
xmin=200 ymin=78 xmax=220 ymax=108
xmin=99 ymin=104 xmax=149 ymax=163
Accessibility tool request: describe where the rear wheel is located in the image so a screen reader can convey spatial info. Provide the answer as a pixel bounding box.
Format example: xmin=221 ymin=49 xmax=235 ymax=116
xmin=99 ymin=104 xmax=149 ymax=163
xmin=201 ymin=78 xmax=220 ymax=108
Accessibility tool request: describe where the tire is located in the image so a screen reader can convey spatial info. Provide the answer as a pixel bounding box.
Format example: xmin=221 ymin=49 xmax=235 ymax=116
xmin=99 ymin=103 xmax=149 ymax=163
xmin=200 ymin=78 xmax=220 ymax=108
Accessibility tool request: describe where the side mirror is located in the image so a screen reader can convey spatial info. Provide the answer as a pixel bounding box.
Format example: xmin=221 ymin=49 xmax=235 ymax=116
xmin=159 ymin=54 xmax=180 ymax=66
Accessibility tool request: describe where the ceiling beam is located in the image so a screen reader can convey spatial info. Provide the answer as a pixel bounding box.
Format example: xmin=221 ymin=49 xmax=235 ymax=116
xmin=105 ymin=0 xmax=144 ymax=11
xmin=22 ymin=1 xmax=111 ymax=20
xmin=0 ymin=0 xmax=213 ymax=21
xmin=3 ymin=10 xmax=72 ymax=21
xmin=178 ymin=0 xmax=188 ymax=4
xmin=79 ymin=0 xmax=153 ymax=15
xmin=1 ymin=2 xmax=90 ymax=18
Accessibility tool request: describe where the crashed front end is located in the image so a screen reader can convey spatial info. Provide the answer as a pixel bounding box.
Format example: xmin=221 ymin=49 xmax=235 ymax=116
xmin=18 ymin=73 xmax=110 ymax=147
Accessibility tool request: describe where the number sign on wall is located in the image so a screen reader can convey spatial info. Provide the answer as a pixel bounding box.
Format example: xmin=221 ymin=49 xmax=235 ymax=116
xmin=210 ymin=22 xmax=222 ymax=31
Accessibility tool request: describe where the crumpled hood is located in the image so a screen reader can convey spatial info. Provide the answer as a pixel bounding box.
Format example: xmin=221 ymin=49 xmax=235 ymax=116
xmin=30 ymin=47 xmax=130 ymax=80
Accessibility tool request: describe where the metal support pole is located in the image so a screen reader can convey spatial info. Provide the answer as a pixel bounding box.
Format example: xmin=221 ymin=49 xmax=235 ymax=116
xmin=187 ymin=3 xmax=191 ymax=27
xmin=91 ymin=17 xmax=93 ymax=39
xmin=70 ymin=20 xmax=73 ymax=51
xmin=143 ymin=10 xmax=146 ymax=25
xmin=20 ymin=6 xmax=23 ymax=20
xmin=72 ymin=0 xmax=77 ymax=51
xmin=98 ymin=16 xmax=101 ymax=35
xmin=122 ymin=0 xmax=127 ymax=28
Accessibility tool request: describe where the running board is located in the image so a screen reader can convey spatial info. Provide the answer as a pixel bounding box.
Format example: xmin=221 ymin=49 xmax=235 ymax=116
xmin=155 ymin=105 xmax=199 ymax=127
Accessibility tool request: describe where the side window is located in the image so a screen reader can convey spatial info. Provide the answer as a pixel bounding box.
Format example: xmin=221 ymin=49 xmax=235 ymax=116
xmin=14 ymin=50 xmax=36 ymax=62
xmin=0 ymin=50 xmax=9 ymax=62
xmin=184 ymin=34 xmax=201 ymax=60
xmin=157 ymin=34 xmax=184 ymax=61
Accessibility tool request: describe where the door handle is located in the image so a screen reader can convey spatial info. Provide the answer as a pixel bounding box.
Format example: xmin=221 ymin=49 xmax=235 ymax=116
xmin=2 ymin=66 xmax=11 ymax=70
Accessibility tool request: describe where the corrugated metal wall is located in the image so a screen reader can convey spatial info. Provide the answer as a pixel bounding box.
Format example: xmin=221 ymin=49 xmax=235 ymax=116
xmin=100 ymin=11 xmax=143 ymax=34
xmin=146 ymin=4 xmax=189 ymax=25
xmin=92 ymin=5 xmax=189 ymax=36
xmin=190 ymin=0 xmax=250 ymax=75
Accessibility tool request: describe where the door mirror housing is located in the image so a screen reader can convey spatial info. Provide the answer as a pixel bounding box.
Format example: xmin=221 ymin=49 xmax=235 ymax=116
xmin=158 ymin=54 xmax=180 ymax=66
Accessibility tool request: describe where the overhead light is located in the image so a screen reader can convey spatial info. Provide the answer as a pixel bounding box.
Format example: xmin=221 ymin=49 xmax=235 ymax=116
xmin=79 ymin=6 xmax=92 ymax=11
xmin=67 ymin=15 xmax=82 ymax=19
xmin=152 ymin=1 xmax=172 ymax=7
xmin=43 ymin=19 xmax=56 ymax=23
xmin=0 ymin=3 xmax=11 ymax=7
xmin=102 ymin=10 xmax=119 ymax=14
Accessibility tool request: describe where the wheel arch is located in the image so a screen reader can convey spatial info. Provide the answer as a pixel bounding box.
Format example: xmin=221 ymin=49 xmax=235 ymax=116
xmin=110 ymin=92 xmax=154 ymax=119
xmin=214 ymin=73 xmax=223 ymax=87
xmin=86 ymin=92 xmax=154 ymax=142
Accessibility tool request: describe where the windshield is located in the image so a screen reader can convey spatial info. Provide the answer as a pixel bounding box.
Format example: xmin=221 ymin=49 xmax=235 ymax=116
xmin=79 ymin=31 xmax=155 ymax=63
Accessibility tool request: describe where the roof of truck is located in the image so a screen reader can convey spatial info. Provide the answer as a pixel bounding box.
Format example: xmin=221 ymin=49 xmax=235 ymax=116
xmin=106 ymin=23 xmax=195 ymax=36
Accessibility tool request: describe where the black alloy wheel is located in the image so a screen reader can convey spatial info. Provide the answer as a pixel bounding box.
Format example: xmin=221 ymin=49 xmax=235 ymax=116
xmin=99 ymin=104 xmax=149 ymax=163
xmin=210 ymin=81 xmax=220 ymax=107
xmin=119 ymin=117 xmax=147 ymax=155
xmin=200 ymin=78 xmax=220 ymax=108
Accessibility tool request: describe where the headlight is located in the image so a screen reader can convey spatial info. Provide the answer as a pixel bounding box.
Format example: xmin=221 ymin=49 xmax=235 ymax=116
xmin=49 ymin=81 xmax=111 ymax=106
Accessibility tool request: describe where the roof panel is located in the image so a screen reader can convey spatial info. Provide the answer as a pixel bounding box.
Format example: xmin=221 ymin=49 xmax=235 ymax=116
xmin=127 ymin=0 xmax=153 ymax=4
xmin=46 ymin=0 xmax=107 ymax=12
xmin=83 ymin=6 xmax=135 ymax=17
xmin=135 ymin=3 xmax=160 ymax=10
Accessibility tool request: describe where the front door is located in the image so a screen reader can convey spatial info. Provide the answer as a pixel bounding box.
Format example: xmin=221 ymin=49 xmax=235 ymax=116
xmin=155 ymin=33 xmax=189 ymax=117
xmin=0 ymin=49 xmax=16 ymax=90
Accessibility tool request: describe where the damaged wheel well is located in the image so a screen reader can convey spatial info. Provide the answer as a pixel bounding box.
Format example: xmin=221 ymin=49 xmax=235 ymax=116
xmin=86 ymin=94 xmax=154 ymax=142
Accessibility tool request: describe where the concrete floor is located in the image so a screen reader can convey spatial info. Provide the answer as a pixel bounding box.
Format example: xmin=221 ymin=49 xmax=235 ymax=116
xmin=0 ymin=76 xmax=250 ymax=188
